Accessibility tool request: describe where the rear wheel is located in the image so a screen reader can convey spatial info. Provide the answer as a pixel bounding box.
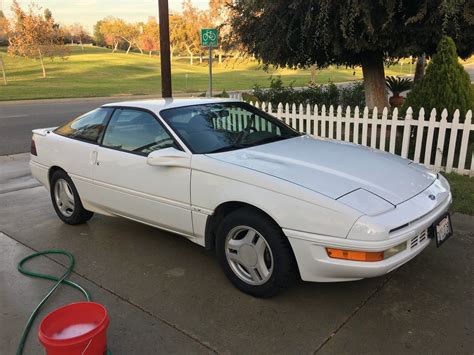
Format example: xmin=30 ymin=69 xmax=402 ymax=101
xmin=216 ymin=208 xmax=297 ymax=297
xmin=50 ymin=170 xmax=93 ymax=225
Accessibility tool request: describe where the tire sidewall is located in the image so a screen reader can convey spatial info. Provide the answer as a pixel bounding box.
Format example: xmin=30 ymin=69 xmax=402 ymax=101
xmin=50 ymin=171 xmax=88 ymax=224
xmin=216 ymin=208 xmax=295 ymax=297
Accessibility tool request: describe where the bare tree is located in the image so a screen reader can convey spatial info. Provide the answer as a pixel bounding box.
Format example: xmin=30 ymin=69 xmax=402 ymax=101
xmin=69 ymin=23 xmax=89 ymax=50
xmin=8 ymin=1 xmax=68 ymax=78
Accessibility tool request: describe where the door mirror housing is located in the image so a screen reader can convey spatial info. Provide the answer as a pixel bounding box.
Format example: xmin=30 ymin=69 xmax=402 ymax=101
xmin=147 ymin=148 xmax=191 ymax=168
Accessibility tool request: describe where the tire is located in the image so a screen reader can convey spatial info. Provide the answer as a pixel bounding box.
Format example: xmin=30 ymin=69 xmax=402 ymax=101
xmin=50 ymin=170 xmax=93 ymax=225
xmin=216 ymin=207 xmax=297 ymax=298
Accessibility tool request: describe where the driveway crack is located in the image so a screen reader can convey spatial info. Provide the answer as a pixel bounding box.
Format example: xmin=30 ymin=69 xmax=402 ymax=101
xmin=313 ymin=272 xmax=397 ymax=354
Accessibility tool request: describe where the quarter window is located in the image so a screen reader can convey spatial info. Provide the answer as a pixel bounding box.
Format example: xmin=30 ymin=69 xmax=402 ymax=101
xmin=54 ymin=108 xmax=112 ymax=143
xmin=102 ymin=109 xmax=174 ymax=155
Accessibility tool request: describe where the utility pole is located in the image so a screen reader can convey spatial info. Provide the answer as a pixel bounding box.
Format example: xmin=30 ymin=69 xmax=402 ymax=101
xmin=158 ymin=0 xmax=172 ymax=98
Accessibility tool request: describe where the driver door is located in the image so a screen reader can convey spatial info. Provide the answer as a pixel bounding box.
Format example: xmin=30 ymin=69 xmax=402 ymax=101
xmin=91 ymin=108 xmax=193 ymax=236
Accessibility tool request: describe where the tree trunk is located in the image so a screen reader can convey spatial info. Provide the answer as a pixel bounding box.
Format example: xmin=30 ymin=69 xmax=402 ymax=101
xmin=414 ymin=53 xmax=426 ymax=83
xmin=0 ymin=58 xmax=7 ymax=85
xmin=38 ymin=49 xmax=46 ymax=78
xmin=190 ymin=52 xmax=193 ymax=65
xmin=199 ymin=54 xmax=203 ymax=63
xmin=113 ymin=42 xmax=118 ymax=52
xmin=310 ymin=64 xmax=317 ymax=85
xmin=80 ymin=39 xmax=84 ymax=50
xmin=149 ymin=51 xmax=152 ymax=57
xmin=361 ymin=53 xmax=388 ymax=110
xmin=126 ymin=43 xmax=132 ymax=54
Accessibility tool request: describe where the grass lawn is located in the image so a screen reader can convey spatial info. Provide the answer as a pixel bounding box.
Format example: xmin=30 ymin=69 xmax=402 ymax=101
xmin=443 ymin=173 xmax=474 ymax=215
xmin=0 ymin=45 xmax=416 ymax=101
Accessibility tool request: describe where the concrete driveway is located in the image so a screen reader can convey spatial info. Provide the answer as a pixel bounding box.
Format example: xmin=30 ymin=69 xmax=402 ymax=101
xmin=0 ymin=154 xmax=473 ymax=354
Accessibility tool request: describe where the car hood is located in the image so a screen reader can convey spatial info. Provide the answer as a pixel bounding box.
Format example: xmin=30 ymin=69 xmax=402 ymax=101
xmin=207 ymin=135 xmax=436 ymax=205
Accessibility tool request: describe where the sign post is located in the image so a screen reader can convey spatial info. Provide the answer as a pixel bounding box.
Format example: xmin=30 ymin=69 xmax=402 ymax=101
xmin=200 ymin=28 xmax=218 ymax=98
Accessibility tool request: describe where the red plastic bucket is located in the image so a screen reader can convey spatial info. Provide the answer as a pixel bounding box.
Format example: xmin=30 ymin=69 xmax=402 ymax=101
xmin=38 ymin=302 xmax=109 ymax=355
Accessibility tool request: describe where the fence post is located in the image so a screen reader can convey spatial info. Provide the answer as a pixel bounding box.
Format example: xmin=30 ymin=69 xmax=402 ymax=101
xmin=361 ymin=107 xmax=369 ymax=146
xmin=313 ymin=105 xmax=319 ymax=137
xmin=379 ymin=107 xmax=388 ymax=151
xmin=434 ymin=109 xmax=448 ymax=170
xmin=336 ymin=106 xmax=343 ymax=140
xmin=353 ymin=106 xmax=360 ymax=144
xmin=401 ymin=107 xmax=412 ymax=158
xmin=389 ymin=108 xmax=398 ymax=154
xmin=423 ymin=108 xmax=437 ymax=168
xmin=291 ymin=103 xmax=297 ymax=130
xmin=457 ymin=110 xmax=472 ymax=174
xmin=277 ymin=102 xmax=283 ymax=122
xmin=413 ymin=108 xmax=425 ymax=163
xmin=298 ymin=103 xmax=304 ymax=133
xmin=328 ymin=105 xmax=335 ymax=139
xmin=370 ymin=106 xmax=378 ymax=148
xmin=445 ymin=110 xmax=460 ymax=173
xmin=321 ymin=105 xmax=327 ymax=138
xmin=284 ymin=103 xmax=290 ymax=126
xmin=306 ymin=104 xmax=312 ymax=135
xmin=344 ymin=106 xmax=351 ymax=142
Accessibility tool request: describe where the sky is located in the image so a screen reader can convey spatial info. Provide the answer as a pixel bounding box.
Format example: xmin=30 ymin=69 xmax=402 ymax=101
xmin=2 ymin=0 xmax=209 ymax=30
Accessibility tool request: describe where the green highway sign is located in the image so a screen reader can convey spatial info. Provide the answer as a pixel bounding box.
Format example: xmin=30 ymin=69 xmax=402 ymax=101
xmin=201 ymin=28 xmax=218 ymax=47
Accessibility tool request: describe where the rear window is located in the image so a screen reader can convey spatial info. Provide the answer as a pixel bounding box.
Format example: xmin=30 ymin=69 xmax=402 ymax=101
xmin=54 ymin=108 xmax=112 ymax=143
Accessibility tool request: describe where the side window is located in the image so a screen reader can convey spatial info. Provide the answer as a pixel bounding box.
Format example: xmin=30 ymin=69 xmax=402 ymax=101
xmin=54 ymin=108 xmax=111 ymax=143
xmin=102 ymin=109 xmax=175 ymax=155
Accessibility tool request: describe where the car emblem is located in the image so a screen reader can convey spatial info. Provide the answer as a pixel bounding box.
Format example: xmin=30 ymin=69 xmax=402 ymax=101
xmin=428 ymin=194 xmax=436 ymax=200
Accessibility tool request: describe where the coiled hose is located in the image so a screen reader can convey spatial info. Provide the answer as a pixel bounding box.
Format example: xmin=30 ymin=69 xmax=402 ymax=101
xmin=16 ymin=250 xmax=91 ymax=355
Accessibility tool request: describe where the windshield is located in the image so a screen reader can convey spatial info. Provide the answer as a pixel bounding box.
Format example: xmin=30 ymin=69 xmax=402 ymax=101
xmin=159 ymin=102 xmax=300 ymax=154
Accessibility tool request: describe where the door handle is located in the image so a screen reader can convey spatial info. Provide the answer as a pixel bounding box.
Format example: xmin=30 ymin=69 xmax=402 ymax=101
xmin=90 ymin=150 xmax=98 ymax=165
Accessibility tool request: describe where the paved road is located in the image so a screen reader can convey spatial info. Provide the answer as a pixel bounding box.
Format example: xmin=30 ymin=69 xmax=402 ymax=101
xmin=0 ymin=96 xmax=162 ymax=155
xmin=1 ymin=154 xmax=473 ymax=354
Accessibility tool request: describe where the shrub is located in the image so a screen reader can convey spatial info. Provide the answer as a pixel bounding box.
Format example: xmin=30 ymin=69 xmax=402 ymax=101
xmin=403 ymin=36 xmax=474 ymax=121
xmin=385 ymin=76 xmax=412 ymax=96
xmin=215 ymin=90 xmax=230 ymax=98
xmin=246 ymin=76 xmax=365 ymax=108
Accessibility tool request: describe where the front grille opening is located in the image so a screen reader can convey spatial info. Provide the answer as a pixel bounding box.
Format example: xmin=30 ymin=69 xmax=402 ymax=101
xmin=410 ymin=230 xmax=428 ymax=249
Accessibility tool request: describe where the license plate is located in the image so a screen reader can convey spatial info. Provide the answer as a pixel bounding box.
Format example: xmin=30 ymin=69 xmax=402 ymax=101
xmin=430 ymin=214 xmax=453 ymax=247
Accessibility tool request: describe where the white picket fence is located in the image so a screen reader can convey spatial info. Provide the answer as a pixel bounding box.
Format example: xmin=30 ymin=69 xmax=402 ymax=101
xmin=229 ymin=95 xmax=474 ymax=176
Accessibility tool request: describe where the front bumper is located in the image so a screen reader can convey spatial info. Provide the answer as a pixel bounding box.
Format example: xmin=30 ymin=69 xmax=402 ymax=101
xmin=284 ymin=190 xmax=451 ymax=282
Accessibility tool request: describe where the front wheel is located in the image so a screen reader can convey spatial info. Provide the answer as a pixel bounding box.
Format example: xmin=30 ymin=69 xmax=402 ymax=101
xmin=216 ymin=208 xmax=297 ymax=297
xmin=50 ymin=170 xmax=93 ymax=225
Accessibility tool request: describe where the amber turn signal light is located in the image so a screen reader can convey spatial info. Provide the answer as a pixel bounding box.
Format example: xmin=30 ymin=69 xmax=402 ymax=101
xmin=326 ymin=248 xmax=384 ymax=262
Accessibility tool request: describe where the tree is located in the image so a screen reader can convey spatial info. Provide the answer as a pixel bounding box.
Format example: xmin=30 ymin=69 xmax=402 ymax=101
xmin=93 ymin=20 xmax=106 ymax=47
xmin=8 ymin=1 xmax=68 ymax=78
xmin=44 ymin=8 xmax=52 ymax=21
xmin=403 ymin=36 xmax=474 ymax=119
xmin=120 ymin=22 xmax=142 ymax=54
xmin=0 ymin=11 xmax=8 ymax=84
xmin=169 ymin=1 xmax=203 ymax=65
xmin=99 ymin=17 xmax=126 ymax=52
xmin=69 ymin=23 xmax=89 ymax=49
xmin=229 ymin=1 xmax=474 ymax=109
xmin=209 ymin=0 xmax=232 ymax=63
xmin=414 ymin=54 xmax=427 ymax=82
xmin=140 ymin=19 xmax=160 ymax=56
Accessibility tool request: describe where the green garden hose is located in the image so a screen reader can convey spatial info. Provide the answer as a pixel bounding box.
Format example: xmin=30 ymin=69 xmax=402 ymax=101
xmin=16 ymin=250 xmax=91 ymax=355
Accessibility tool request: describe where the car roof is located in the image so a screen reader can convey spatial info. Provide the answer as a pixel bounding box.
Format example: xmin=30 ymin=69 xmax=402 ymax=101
xmin=102 ymin=98 xmax=241 ymax=113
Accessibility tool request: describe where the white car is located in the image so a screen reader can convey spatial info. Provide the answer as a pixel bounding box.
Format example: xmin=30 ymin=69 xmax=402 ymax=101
xmin=30 ymin=98 xmax=453 ymax=297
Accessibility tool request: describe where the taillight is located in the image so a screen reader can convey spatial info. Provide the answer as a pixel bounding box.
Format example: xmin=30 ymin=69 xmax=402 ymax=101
xmin=31 ymin=139 xmax=37 ymax=156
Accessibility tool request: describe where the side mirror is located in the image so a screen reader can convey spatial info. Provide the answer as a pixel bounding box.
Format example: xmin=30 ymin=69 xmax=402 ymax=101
xmin=147 ymin=147 xmax=191 ymax=168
